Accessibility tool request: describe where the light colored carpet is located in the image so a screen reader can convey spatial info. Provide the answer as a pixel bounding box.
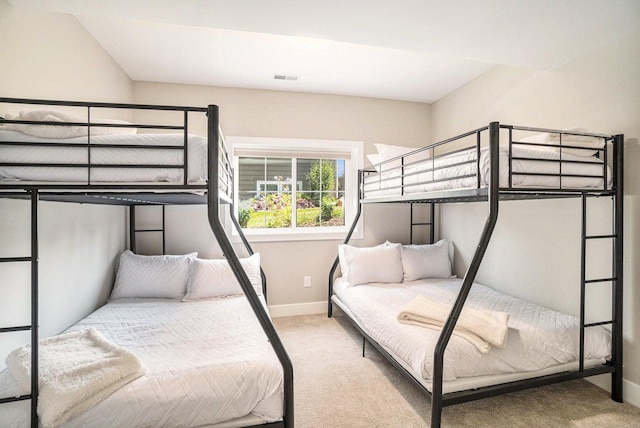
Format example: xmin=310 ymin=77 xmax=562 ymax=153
xmin=272 ymin=313 xmax=640 ymax=427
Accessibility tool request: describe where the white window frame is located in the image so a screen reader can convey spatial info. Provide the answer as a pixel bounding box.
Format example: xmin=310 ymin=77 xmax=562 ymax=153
xmin=228 ymin=136 xmax=363 ymax=242
xmin=255 ymin=180 xmax=302 ymax=197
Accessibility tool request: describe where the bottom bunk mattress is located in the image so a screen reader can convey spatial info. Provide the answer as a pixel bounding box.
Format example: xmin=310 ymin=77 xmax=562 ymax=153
xmin=0 ymin=297 xmax=283 ymax=428
xmin=332 ymin=277 xmax=611 ymax=393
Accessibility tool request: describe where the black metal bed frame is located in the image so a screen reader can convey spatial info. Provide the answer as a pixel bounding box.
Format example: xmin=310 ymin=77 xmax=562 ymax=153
xmin=0 ymin=98 xmax=294 ymax=428
xmin=328 ymin=122 xmax=623 ymax=427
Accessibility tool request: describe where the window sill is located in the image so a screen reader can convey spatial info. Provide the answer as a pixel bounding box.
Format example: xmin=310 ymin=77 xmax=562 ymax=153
xmin=233 ymin=224 xmax=363 ymax=243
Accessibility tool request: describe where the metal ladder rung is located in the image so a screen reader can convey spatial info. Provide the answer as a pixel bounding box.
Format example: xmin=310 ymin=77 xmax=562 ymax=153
xmin=585 ymin=320 xmax=613 ymax=328
xmin=585 ymin=234 xmax=616 ymax=240
xmin=0 ymin=395 xmax=31 ymax=405
xmin=0 ymin=257 xmax=32 ymax=263
xmin=585 ymin=277 xmax=617 ymax=284
xmin=134 ymin=229 xmax=164 ymax=233
xmin=0 ymin=325 xmax=31 ymax=333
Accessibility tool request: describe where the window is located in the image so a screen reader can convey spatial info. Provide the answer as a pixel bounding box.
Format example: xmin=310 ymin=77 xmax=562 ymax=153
xmin=229 ymin=137 xmax=363 ymax=241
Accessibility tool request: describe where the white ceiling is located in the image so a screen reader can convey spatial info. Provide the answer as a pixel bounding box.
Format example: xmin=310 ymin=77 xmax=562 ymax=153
xmin=8 ymin=0 xmax=640 ymax=103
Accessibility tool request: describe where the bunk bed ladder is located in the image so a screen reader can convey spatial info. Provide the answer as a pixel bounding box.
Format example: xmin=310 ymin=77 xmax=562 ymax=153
xmin=129 ymin=205 xmax=166 ymax=254
xmin=0 ymin=189 xmax=39 ymax=428
xmin=579 ymin=134 xmax=624 ymax=402
xmin=409 ymin=202 xmax=434 ymax=244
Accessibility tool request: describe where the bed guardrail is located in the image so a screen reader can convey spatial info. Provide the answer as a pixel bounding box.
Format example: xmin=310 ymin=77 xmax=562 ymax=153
xmin=361 ymin=123 xmax=614 ymax=203
xmin=0 ymin=97 xmax=213 ymax=193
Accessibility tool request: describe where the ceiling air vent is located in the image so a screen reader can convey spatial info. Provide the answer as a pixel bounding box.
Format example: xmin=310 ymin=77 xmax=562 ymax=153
xmin=274 ymin=74 xmax=299 ymax=81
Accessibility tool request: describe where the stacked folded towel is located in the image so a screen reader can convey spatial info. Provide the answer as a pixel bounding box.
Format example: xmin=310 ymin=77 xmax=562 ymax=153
xmin=398 ymin=294 xmax=509 ymax=353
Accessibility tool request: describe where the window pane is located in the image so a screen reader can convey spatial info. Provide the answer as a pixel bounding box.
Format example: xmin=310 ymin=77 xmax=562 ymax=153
xmin=296 ymin=158 xmax=344 ymax=227
xmin=238 ymin=157 xmax=293 ymax=229
xmin=238 ymin=157 xmax=263 ymax=228
xmin=336 ymin=159 xmax=345 ymax=191
xmin=266 ymin=158 xmax=292 ymax=187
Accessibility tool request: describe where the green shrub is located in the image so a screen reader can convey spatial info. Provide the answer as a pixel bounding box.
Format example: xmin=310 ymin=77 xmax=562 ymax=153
xmin=319 ymin=196 xmax=337 ymax=222
xmin=238 ymin=208 xmax=251 ymax=228
xmin=268 ymin=205 xmax=292 ymax=228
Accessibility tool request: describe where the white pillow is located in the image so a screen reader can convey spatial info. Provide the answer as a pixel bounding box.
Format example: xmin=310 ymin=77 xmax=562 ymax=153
xmin=338 ymin=243 xmax=403 ymax=286
xmin=375 ymin=143 xmax=431 ymax=161
xmin=183 ymin=253 xmax=262 ymax=300
xmin=3 ymin=110 xmax=137 ymax=139
xmin=366 ymin=153 xmax=382 ymax=169
xmin=401 ymin=239 xmax=452 ymax=281
xmin=110 ymin=251 xmax=197 ymax=300
xmin=520 ymin=128 xmax=604 ymax=157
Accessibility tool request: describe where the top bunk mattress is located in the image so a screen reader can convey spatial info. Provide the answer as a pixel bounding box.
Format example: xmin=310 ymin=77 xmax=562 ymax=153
xmin=0 ymin=297 xmax=284 ymax=428
xmin=0 ymin=130 xmax=208 ymax=185
xmin=363 ymin=145 xmax=613 ymax=200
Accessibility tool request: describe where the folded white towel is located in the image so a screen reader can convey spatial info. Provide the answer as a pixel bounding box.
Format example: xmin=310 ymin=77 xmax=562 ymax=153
xmin=5 ymin=327 xmax=146 ymax=427
xmin=397 ymin=294 xmax=509 ymax=353
xmin=3 ymin=110 xmax=136 ymax=139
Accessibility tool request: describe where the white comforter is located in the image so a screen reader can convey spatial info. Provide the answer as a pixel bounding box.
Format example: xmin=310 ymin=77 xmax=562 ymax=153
xmin=0 ymin=297 xmax=283 ymax=428
xmin=0 ymin=130 xmax=207 ymax=184
xmin=333 ymin=277 xmax=611 ymax=383
xmin=363 ymin=146 xmax=611 ymax=198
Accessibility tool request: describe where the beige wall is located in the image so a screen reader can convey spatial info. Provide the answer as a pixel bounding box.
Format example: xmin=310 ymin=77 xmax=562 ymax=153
xmin=0 ymin=0 xmax=131 ymax=366
xmin=0 ymin=0 xmax=132 ymax=102
xmin=132 ymin=82 xmax=431 ymax=311
xmin=432 ymin=30 xmax=640 ymax=399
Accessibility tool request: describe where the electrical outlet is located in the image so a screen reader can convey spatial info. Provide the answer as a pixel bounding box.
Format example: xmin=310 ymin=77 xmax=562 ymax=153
xmin=303 ymin=276 xmax=312 ymax=288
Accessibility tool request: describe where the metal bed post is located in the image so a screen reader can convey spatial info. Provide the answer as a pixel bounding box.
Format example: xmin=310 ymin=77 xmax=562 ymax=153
xmin=129 ymin=206 xmax=136 ymax=253
xmin=430 ymin=122 xmax=501 ymax=428
xmin=328 ymin=170 xmax=364 ymax=317
xmin=30 ymin=189 xmax=39 ymax=428
xmin=611 ymin=134 xmax=624 ymax=401
xmin=206 ymin=105 xmax=294 ymax=427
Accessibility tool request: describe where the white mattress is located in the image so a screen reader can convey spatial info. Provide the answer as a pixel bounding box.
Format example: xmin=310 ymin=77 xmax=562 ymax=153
xmin=0 ymin=130 xmax=208 ymax=184
xmin=363 ymin=146 xmax=612 ymax=199
xmin=332 ymin=277 xmax=611 ymax=393
xmin=0 ymin=297 xmax=283 ymax=428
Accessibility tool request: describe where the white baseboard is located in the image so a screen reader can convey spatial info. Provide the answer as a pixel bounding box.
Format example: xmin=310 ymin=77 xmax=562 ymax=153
xmin=586 ymin=375 xmax=640 ymax=409
xmin=624 ymin=378 xmax=640 ymax=408
xmin=268 ymin=301 xmax=328 ymax=318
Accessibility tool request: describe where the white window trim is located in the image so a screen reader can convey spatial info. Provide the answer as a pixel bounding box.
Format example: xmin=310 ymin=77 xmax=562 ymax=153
xmin=228 ymin=136 xmax=363 ymax=242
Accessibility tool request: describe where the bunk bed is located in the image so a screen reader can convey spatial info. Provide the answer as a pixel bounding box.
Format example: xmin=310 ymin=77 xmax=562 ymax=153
xmin=328 ymin=122 xmax=623 ymax=427
xmin=0 ymin=97 xmax=294 ymax=428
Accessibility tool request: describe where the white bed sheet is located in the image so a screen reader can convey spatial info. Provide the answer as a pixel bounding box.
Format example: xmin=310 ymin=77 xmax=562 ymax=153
xmin=333 ymin=277 xmax=611 ymax=389
xmin=363 ymin=146 xmax=611 ymax=199
xmin=0 ymin=297 xmax=283 ymax=428
xmin=0 ymin=130 xmax=208 ymax=184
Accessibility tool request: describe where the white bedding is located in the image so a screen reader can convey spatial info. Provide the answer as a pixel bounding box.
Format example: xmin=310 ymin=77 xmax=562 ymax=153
xmin=0 ymin=130 xmax=208 ymax=184
xmin=363 ymin=146 xmax=611 ymax=199
xmin=0 ymin=297 xmax=283 ymax=428
xmin=333 ymin=277 xmax=611 ymax=390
